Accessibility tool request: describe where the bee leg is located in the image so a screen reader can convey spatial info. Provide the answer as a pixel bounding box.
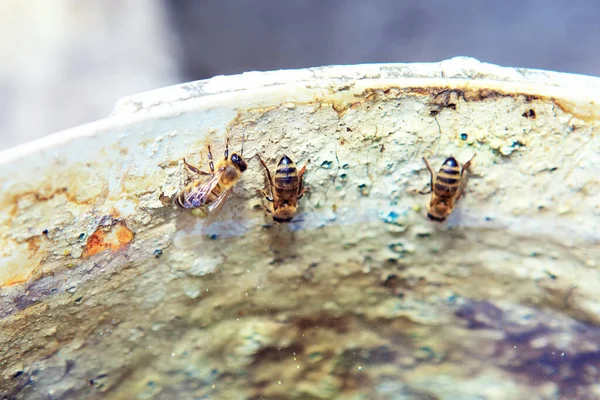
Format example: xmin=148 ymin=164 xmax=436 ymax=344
xmin=257 ymin=154 xmax=276 ymax=201
xmin=298 ymin=160 xmax=310 ymax=178
xmin=419 ymin=157 xmax=435 ymax=195
xmin=461 ymin=153 xmax=477 ymax=177
xmin=298 ymin=176 xmax=305 ymax=200
xmin=260 ymin=190 xmax=274 ymax=202
xmin=257 ymin=188 xmax=274 ymax=202
xmin=241 ymin=131 xmax=246 ymax=157
xmin=259 ymin=189 xmax=273 ymax=215
xmin=297 ymin=184 xmax=310 ymax=200
xmin=183 ymin=158 xmax=210 ymax=176
xmin=224 ymin=135 xmax=230 ymax=160
xmin=296 ymin=161 xmax=311 ymax=199
xmin=207 ymin=144 xmax=215 ymax=173
xmin=456 ymin=154 xmax=476 ymax=201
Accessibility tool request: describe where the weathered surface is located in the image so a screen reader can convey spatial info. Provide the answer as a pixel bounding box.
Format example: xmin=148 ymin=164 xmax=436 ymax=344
xmin=1 ymin=58 xmax=599 ymax=399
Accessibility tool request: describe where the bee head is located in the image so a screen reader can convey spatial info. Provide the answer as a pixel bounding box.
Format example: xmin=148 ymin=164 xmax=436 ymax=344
xmin=272 ymin=203 xmax=296 ymax=223
xmin=427 ymin=202 xmax=449 ymax=222
xmin=427 ymin=212 xmax=446 ymax=222
xmin=230 ymin=153 xmax=247 ymax=172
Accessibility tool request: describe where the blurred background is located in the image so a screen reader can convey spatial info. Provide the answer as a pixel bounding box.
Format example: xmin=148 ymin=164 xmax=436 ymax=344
xmin=2 ymin=0 xmax=599 ymax=150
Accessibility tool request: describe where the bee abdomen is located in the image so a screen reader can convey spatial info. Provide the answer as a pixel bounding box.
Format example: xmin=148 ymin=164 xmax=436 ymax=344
xmin=437 ymin=175 xmax=459 ymax=184
xmin=276 ymin=166 xmax=296 ymax=174
xmin=442 ymin=157 xmax=459 ymax=168
xmin=434 ymin=158 xmax=461 ymax=196
xmin=434 ymin=176 xmax=459 ymax=193
xmin=275 ymin=155 xmax=299 ymax=190
xmin=279 ymin=155 xmax=293 ymax=166
xmin=275 ymin=173 xmax=297 ymax=185
xmin=174 ymin=193 xmax=186 ymax=208
xmin=176 ymin=181 xmax=220 ymax=209
xmin=434 ymin=183 xmax=454 ymax=194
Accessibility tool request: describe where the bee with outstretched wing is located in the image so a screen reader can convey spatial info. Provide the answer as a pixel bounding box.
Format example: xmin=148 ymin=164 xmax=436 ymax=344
xmin=175 ymin=136 xmax=247 ymax=226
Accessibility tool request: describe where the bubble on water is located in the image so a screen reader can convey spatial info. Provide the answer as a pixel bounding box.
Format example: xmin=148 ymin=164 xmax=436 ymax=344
xmin=188 ymin=255 xmax=222 ymax=276
xmin=128 ymin=328 xmax=144 ymax=341
xmin=184 ymin=283 xmax=201 ymax=299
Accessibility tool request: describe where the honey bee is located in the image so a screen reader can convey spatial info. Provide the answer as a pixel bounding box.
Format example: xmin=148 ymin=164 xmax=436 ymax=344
xmin=175 ymin=137 xmax=248 ymax=225
xmin=257 ymin=154 xmax=308 ymax=222
xmin=419 ymin=154 xmax=476 ymax=222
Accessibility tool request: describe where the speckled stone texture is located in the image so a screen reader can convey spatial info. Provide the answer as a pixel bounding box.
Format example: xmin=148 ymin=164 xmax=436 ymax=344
xmin=1 ymin=59 xmax=599 ymax=399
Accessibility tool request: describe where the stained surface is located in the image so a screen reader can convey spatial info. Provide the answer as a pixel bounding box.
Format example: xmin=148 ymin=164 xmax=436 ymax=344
xmin=1 ymin=60 xmax=600 ymax=399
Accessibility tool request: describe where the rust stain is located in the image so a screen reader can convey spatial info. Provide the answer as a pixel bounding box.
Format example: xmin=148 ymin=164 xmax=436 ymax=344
xmin=222 ymin=85 xmax=589 ymax=140
xmin=553 ymin=98 xmax=600 ymax=122
xmin=5 ymin=180 xmax=108 ymax=220
xmin=354 ymin=86 xmax=550 ymax=117
xmin=229 ymin=105 xmax=279 ymax=130
xmin=26 ymin=236 xmax=41 ymax=253
xmin=2 ymin=270 xmax=37 ymax=287
xmin=116 ymin=225 xmax=134 ymax=245
xmin=228 ymin=85 xmax=581 ymax=130
xmin=0 ymin=240 xmax=43 ymax=287
xmin=330 ymin=101 xmax=363 ymax=119
xmin=158 ymin=160 xmax=180 ymax=169
xmin=84 ymin=230 xmax=107 ymax=256
xmin=34 ymin=186 xmax=68 ymax=201
xmin=361 ymin=85 xmax=600 ymax=122
xmin=5 ymin=187 xmax=68 ymax=217
xmin=83 ymin=223 xmax=134 ymax=257
xmin=332 ymin=103 xmax=348 ymax=118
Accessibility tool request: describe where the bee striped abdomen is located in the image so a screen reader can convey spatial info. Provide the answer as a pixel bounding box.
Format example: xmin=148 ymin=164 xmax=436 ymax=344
xmin=274 ymin=155 xmax=299 ymax=194
xmin=174 ymin=194 xmax=186 ymax=208
xmin=434 ymin=157 xmax=461 ymax=196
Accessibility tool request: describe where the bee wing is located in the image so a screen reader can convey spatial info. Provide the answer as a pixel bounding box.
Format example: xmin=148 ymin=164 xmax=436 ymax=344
xmin=184 ymin=172 xmax=222 ymax=208
xmin=203 ymin=189 xmax=233 ymax=227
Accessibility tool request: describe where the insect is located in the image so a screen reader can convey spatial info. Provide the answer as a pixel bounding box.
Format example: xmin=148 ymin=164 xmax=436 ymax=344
xmin=175 ymin=136 xmax=248 ymax=225
xmin=419 ymin=154 xmax=476 ymax=222
xmin=257 ymin=154 xmax=308 ymax=222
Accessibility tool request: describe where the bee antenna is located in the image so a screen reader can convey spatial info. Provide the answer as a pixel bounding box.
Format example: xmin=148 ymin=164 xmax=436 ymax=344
xmin=241 ymin=131 xmax=246 ymax=156
xmin=248 ymin=153 xmax=261 ymax=162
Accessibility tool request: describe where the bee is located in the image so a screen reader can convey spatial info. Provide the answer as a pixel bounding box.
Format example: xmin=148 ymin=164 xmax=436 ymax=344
xmin=257 ymin=154 xmax=308 ymax=222
xmin=419 ymin=154 xmax=476 ymax=222
xmin=175 ymin=136 xmax=248 ymax=225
